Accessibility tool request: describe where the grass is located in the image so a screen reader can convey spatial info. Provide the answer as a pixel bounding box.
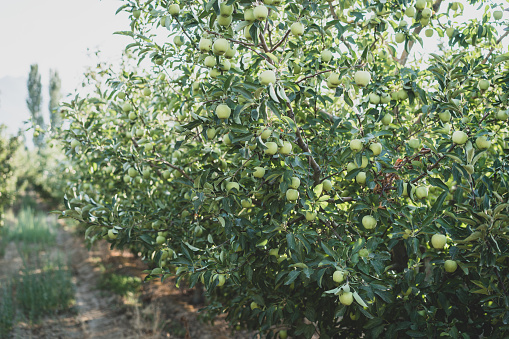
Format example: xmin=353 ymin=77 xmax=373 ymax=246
xmin=97 ymin=271 xmax=142 ymax=297
xmin=0 ymin=280 xmax=15 ymax=338
xmin=9 ymin=206 xmax=55 ymax=246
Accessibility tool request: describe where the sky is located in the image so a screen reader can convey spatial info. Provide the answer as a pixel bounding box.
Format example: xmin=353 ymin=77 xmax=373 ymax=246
xmin=0 ymin=0 xmax=131 ymax=136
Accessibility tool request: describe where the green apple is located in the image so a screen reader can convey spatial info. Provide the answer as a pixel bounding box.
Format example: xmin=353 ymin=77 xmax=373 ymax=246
xmin=133 ymin=10 xmax=141 ymax=19
xmin=250 ymin=301 xmax=259 ymax=310
xmin=421 ymin=8 xmax=432 ymax=18
xmin=156 ymin=235 xmax=166 ymax=244
xmin=380 ymin=93 xmax=391 ymax=104
xmin=359 ymin=156 xmax=369 ymax=169
xmin=305 ymin=211 xmax=317 ymax=221
xmin=129 ymin=112 xmax=137 ymax=120
xmin=408 ymin=138 xmax=421 ymax=149
xmin=369 ymin=142 xmax=382 ymax=156
xmin=219 ymin=2 xmax=233 ymax=16
xmin=162 ymin=170 xmax=171 ymax=179
xmin=279 ymin=141 xmax=293 ymax=155
xmin=444 ymin=260 xmax=458 ymax=273
xmin=108 ymin=229 xmax=117 ymax=239
xmin=253 ymin=5 xmax=268 ymax=20
xmin=286 ymin=189 xmax=299 ymax=201
xmin=494 ymin=10 xmax=503 ymax=20
xmin=265 ymin=142 xmax=278 ymax=155
xmin=216 ymin=104 xmax=231 ymax=119
xmin=244 ymin=25 xmax=253 ymax=40
xmin=369 ymin=93 xmax=381 ymax=104
xmin=356 ymin=172 xmax=366 ymax=185
xmin=415 ymin=186 xmax=428 ymax=199
xmin=439 ymin=111 xmax=451 ymax=122
xmin=253 ymin=167 xmax=266 ymax=178
xmin=142 ymin=87 xmax=152 ymax=96
xmin=290 ymin=22 xmax=305 ymax=36
xmin=333 ymin=270 xmax=344 ymax=283
xmin=405 ymin=6 xmax=416 ymax=17
xmin=226 ymin=181 xmax=240 ymax=191
xmin=476 ymin=136 xmax=491 ymax=149
xmin=350 ymin=139 xmax=363 ymax=152
xmin=451 ymin=2 xmax=459 ymax=10
xmin=241 ymin=198 xmax=252 ymax=208
xmin=321 ymin=50 xmax=333 ymax=62
xmin=425 ymin=28 xmax=434 ymax=37
xmin=217 ymin=274 xmax=226 ymax=286
xmin=446 ymin=27 xmax=455 ymax=38
xmin=431 ymin=233 xmax=446 ymax=249
xmin=402 ymin=182 xmax=411 ymax=196
xmin=395 ymin=32 xmax=405 ymax=43
xmin=397 ymin=89 xmax=408 ymax=100
xmin=322 ymin=179 xmax=332 ymax=191
xmin=496 ymin=109 xmax=509 ymax=120
xmin=204 ymin=55 xmax=216 ymax=68
xmin=381 ymin=113 xmax=393 ymax=125
xmin=279 ymin=330 xmax=288 ymax=339
xmin=209 ymin=69 xmax=221 ymax=78
xmin=354 ymin=71 xmax=371 ymax=87
xmin=415 ymin=0 xmax=426 ymax=10
xmin=244 ymin=8 xmax=255 ymax=21
xmin=260 ymin=70 xmax=276 ymax=85
xmin=213 ymin=38 xmax=229 ymax=55
xmin=290 ymin=177 xmax=301 ymax=189
xmin=128 ymin=167 xmax=138 ymax=178
xmin=478 ymin=79 xmax=490 ymax=90
xmin=219 ymin=59 xmax=231 ymax=71
xmin=347 ymin=162 xmax=358 ymax=172
xmin=260 ymin=128 xmax=272 ymax=139
xmin=269 ymin=248 xmax=279 ymax=256
xmin=464 ymin=164 xmax=474 ymax=174
xmin=328 ymin=73 xmax=341 ymax=86
xmin=117 ymin=91 xmax=126 ymax=100
xmin=142 ymin=168 xmax=151 ymax=179
xmin=168 ymin=4 xmax=180 ymax=16
xmin=122 ymin=102 xmax=133 ymax=112
xmin=362 ymin=215 xmax=377 ymax=229
xmin=207 ymin=127 xmax=216 ymax=139
xmin=359 ymin=248 xmax=369 ymax=257
xmin=199 ymin=38 xmax=212 ymax=52
xmin=452 ymin=130 xmax=468 ymax=145
xmin=224 ymin=45 xmax=236 ymax=59
xmin=173 ymin=36 xmax=184 ymax=46
xmin=70 ymin=139 xmax=80 ymax=148
xmin=339 ymin=291 xmax=354 ymax=306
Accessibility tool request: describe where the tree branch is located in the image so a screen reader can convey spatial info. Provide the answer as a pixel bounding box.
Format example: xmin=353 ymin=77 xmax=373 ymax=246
xmin=482 ymin=30 xmax=509 ymax=64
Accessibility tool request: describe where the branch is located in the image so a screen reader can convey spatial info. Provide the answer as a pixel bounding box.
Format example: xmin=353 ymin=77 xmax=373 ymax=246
xmin=153 ymin=152 xmax=193 ymax=181
xmin=410 ymin=143 xmax=455 ymax=184
xmin=296 ymin=69 xmax=334 ymax=84
xmin=482 ymin=30 xmax=509 ymax=64
xmin=270 ymin=30 xmax=291 ymax=53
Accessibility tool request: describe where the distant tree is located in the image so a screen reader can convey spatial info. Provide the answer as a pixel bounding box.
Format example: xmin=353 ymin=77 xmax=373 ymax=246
xmin=49 ymin=69 xmax=62 ymax=128
xmin=26 ymin=64 xmax=44 ymax=147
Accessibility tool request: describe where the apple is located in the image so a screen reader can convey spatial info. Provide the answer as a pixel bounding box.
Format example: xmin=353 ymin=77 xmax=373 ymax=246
xmin=333 ymin=270 xmax=344 ymax=283
xmin=451 ymin=2 xmax=459 ymax=10
xmin=133 ymin=10 xmax=141 ymax=19
xmin=253 ymin=167 xmax=266 ymax=178
xmin=402 ymin=182 xmax=410 ymax=196
xmin=192 ymin=81 xmax=200 ymax=92
xmin=279 ymin=141 xmax=293 ymax=155
xmin=359 ymin=156 xmax=369 ymax=169
xmin=219 ymin=60 xmax=231 ymax=71
xmin=395 ymin=32 xmax=405 ymax=43
xmin=425 ymin=28 xmax=434 ymax=37
xmin=260 ymin=129 xmax=272 ymax=139
xmin=369 ymin=142 xmax=382 ymax=156
xmin=321 ymin=50 xmax=333 ymax=62
xmin=369 ymin=93 xmax=381 ymax=104
xmin=408 ymin=138 xmax=421 ymax=149
xmin=156 ymin=235 xmax=166 ymax=244
xmin=452 ymin=131 xmax=468 ymax=145
xmin=244 ymin=25 xmax=253 ymax=40
xmin=494 ymin=10 xmax=503 ymax=20
xmin=380 ymin=93 xmax=391 ymax=104
xmin=204 ymin=55 xmax=216 ymax=68
xmin=286 ymin=189 xmax=299 ymax=201
xmin=250 ymin=301 xmax=259 ymax=310
xmin=476 ymin=136 xmax=491 ymax=149
xmin=269 ymin=248 xmax=279 ymax=256
xmin=122 ymin=102 xmax=132 ymax=112
xmin=496 ymin=109 xmax=509 ymax=120
xmin=397 ymin=89 xmax=408 ymax=100
xmin=279 ymin=330 xmax=288 ymax=339
xmin=421 ymin=8 xmax=432 ymax=18
xmin=226 ymin=182 xmax=240 ymax=192
xmin=219 ymin=3 xmax=233 ymax=16
xmin=117 ymin=92 xmax=126 ymax=100
xmin=305 ymin=211 xmax=317 ymax=221
xmin=70 ymin=139 xmax=80 ymax=148
xmin=328 ymin=73 xmax=341 ymax=86
xmin=217 ymin=274 xmax=226 ymax=286
xmin=168 ymin=4 xmax=180 ymax=16
xmin=381 ymin=113 xmax=393 ymax=125
xmin=322 ymin=179 xmax=333 ymax=191
xmin=265 ymin=142 xmax=278 ymax=155
xmin=199 ymin=38 xmax=212 ymax=52
xmin=216 ymin=104 xmax=231 ymax=119
xmin=350 ymin=139 xmax=363 ymax=152
xmin=260 ymin=70 xmax=276 ymax=85
xmin=290 ymin=177 xmax=301 ymax=189
xmin=356 ymin=172 xmax=366 ymax=185
xmin=444 ymin=260 xmax=458 ymax=273
xmin=347 ymin=162 xmax=357 ymax=172
xmin=291 ymin=22 xmax=305 ymax=36
xmin=405 ymin=6 xmax=416 ymax=17
xmin=431 ymin=233 xmax=446 ymax=249
xmin=244 ymin=8 xmax=255 ymax=21
xmin=464 ymin=164 xmax=474 ymax=174
xmin=446 ymin=27 xmax=455 ymax=38
xmin=478 ymin=79 xmax=490 ymax=90
xmin=129 ymin=112 xmax=137 ymax=120
xmin=439 ymin=111 xmax=451 ymax=122
xmin=339 ymin=291 xmax=354 ymax=306
xmin=128 ymin=167 xmax=138 ymax=178
xmin=143 ymin=87 xmax=152 ymax=96
xmin=174 ymin=36 xmax=184 ymax=46
xmin=415 ymin=0 xmax=426 ymax=10
xmin=209 ymin=69 xmax=221 ymax=78
xmin=224 ymin=45 xmax=236 ymax=59
xmin=359 ymin=249 xmax=369 ymax=257
xmin=415 ymin=186 xmax=428 ymax=199
xmin=253 ymin=5 xmax=268 ymax=20
xmin=354 ymin=71 xmax=371 ymax=87
xmin=362 ymin=215 xmax=377 ymax=229
xmin=108 ymin=229 xmax=117 ymax=239
xmin=213 ymin=38 xmax=229 ymax=55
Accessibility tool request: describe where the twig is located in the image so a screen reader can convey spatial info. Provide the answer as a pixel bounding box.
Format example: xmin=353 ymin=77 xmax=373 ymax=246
xmin=482 ymin=30 xmax=509 ymax=64
xmin=410 ymin=143 xmax=456 ymax=184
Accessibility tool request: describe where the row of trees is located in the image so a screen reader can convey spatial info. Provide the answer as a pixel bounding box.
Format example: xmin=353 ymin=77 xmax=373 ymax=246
xmin=54 ymin=0 xmax=508 ymax=338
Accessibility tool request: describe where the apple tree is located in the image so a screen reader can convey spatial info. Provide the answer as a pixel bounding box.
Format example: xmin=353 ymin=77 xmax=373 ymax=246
xmin=57 ymin=0 xmax=509 ymax=337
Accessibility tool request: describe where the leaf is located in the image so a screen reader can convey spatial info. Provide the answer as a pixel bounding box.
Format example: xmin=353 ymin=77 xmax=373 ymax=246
xmin=268 ymin=83 xmax=280 ymax=103
xmin=285 ymin=270 xmax=300 ymax=285
xmin=314 ymin=184 xmax=323 ymax=199
xmin=353 ymin=291 xmax=368 ymax=307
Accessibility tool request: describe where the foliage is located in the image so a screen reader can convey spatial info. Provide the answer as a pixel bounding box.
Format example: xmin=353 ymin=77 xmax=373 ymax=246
xmin=97 ymin=271 xmax=142 ymax=297
xmin=49 ymin=69 xmax=62 ymax=128
xmin=0 ymin=125 xmax=21 ymax=227
xmin=57 ymin=0 xmax=509 ymax=337
xmin=26 ymin=64 xmax=45 ymax=148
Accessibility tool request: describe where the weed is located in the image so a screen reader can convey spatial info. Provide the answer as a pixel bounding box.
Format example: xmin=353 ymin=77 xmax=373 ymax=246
xmin=97 ymin=272 xmax=142 ymax=297
xmin=0 ymin=279 xmax=15 ymax=338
